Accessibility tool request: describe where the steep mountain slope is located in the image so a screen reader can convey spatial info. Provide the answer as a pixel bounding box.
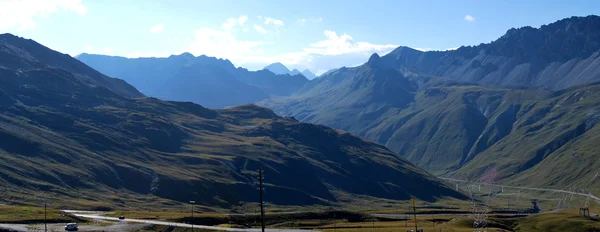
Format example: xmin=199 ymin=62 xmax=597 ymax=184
xmin=262 ymin=55 xmax=547 ymax=174
xmin=0 ymin=34 xmax=142 ymax=98
xmin=262 ymin=54 xmax=600 ymax=191
xmin=451 ymin=84 xmax=600 ymax=191
xmin=0 ymin=36 xmax=462 ymax=209
xmin=381 ymin=15 xmax=600 ymax=90
xmin=261 ymin=16 xmax=600 ymax=191
xmin=76 ymin=53 xmax=308 ymax=108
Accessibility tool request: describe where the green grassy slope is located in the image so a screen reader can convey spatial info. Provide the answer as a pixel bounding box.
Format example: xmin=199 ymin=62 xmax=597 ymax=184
xmin=0 ymin=37 xmax=463 ymax=210
xmin=262 ymin=59 xmax=600 ymax=192
xmin=453 ymin=84 xmax=600 ymax=191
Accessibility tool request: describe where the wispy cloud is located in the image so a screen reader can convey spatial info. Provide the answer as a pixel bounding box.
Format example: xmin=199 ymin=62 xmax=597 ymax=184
xmin=464 ymin=14 xmax=475 ymax=22
xmin=222 ymin=15 xmax=249 ymax=30
xmin=304 ymin=30 xmax=397 ymax=55
xmin=150 ymin=23 xmax=164 ymax=34
xmin=263 ymin=17 xmax=284 ymax=26
xmin=0 ymin=0 xmax=87 ymax=31
xmin=221 ymin=18 xmax=237 ymax=30
xmin=186 ymin=25 xmax=264 ymax=62
xmin=413 ymin=47 xmax=460 ymax=52
xmin=238 ymin=15 xmax=248 ymax=26
xmin=120 ymin=18 xmax=398 ymax=74
xmin=253 ymin=24 xmax=267 ymax=34
xmin=298 ymin=17 xmax=323 ymax=24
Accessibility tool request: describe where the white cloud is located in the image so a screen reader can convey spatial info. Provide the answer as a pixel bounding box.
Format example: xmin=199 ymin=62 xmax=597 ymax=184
xmin=0 ymin=0 xmax=87 ymax=31
xmin=264 ymin=17 xmax=284 ymax=26
xmin=220 ymin=29 xmax=397 ymax=73
xmin=414 ymin=47 xmax=460 ymax=52
xmin=238 ymin=15 xmax=248 ymax=26
xmin=221 ymin=15 xmax=249 ymax=31
xmin=84 ymin=44 xmax=93 ymax=52
xmin=186 ymin=27 xmax=263 ymax=61
xmin=298 ymin=17 xmax=323 ymax=24
xmin=102 ymin=18 xmax=397 ymax=75
xmin=243 ymin=28 xmax=249 ymax=32
xmin=253 ymin=24 xmax=267 ymax=34
xmin=303 ymin=30 xmax=397 ymax=56
xmin=221 ymin=18 xmax=237 ymax=30
xmin=150 ymin=23 xmax=164 ymax=34
xmin=464 ymin=14 xmax=475 ymax=22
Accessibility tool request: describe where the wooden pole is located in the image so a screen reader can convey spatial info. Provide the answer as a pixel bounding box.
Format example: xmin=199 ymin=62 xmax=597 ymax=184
xmin=44 ymin=202 xmax=47 ymax=232
xmin=412 ymin=196 xmax=418 ymax=232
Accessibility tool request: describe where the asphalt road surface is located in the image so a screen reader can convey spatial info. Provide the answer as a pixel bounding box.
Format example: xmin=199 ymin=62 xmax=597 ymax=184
xmin=0 ymin=222 xmax=149 ymax=232
xmin=72 ymin=213 xmax=316 ymax=232
xmin=440 ymin=177 xmax=600 ymax=203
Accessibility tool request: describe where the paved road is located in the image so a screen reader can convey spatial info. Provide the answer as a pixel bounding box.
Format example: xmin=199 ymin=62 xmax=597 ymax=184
xmin=72 ymin=213 xmax=316 ymax=232
xmin=0 ymin=222 xmax=149 ymax=232
xmin=440 ymin=177 xmax=600 ymax=202
xmin=372 ymin=213 xmax=533 ymax=218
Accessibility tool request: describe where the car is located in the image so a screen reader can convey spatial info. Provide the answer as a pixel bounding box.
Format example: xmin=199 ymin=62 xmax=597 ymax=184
xmin=119 ymin=216 xmax=125 ymax=220
xmin=64 ymin=223 xmax=78 ymax=231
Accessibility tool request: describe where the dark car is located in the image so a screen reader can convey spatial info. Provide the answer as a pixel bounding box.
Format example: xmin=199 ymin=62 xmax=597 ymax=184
xmin=65 ymin=223 xmax=78 ymax=231
xmin=119 ymin=216 xmax=125 ymax=220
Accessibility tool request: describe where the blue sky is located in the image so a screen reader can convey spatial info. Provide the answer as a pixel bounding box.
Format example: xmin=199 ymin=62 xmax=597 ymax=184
xmin=1 ymin=0 xmax=599 ymax=75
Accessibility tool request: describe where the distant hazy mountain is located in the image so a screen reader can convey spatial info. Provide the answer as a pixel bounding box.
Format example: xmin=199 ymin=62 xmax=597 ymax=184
xmin=289 ymin=68 xmax=301 ymax=76
xmin=77 ymin=53 xmax=308 ymax=108
xmin=264 ymin=62 xmax=317 ymax=79
xmin=0 ymin=35 xmax=464 ymax=208
xmin=0 ymin=33 xmax=142 ymax=98
xmin=301 ymin=69 xmax=317 ymax=79
xmin=261 ymin=16 xmax=600 ymax=190
xmin=380 ymin=15 xmax=600 ymax=90
xmin=263 ymin=62 xmax=290 ymax=75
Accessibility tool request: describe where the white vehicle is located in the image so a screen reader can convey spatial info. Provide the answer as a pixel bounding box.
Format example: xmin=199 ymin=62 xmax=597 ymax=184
xmin=65 ymin=223 xmax=78 ymax=231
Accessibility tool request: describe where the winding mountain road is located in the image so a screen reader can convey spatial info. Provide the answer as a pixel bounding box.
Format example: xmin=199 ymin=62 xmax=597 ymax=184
xmin=440 ymin=177 xmax=600 ymax=202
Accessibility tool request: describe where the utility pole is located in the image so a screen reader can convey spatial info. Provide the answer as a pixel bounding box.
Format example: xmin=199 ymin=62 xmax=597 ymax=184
xmin=333 ymin=212 xmax=336 ymax=231
xmin=259 ymin=166 xmax=265 ymax=232
xmin=412 ymin=196 xmax=418 ymax=232
xmin=44 ymin=202 xmax=47 ymax=232
xmin=372 ymin=214 xmax=375 ymax=228
xmin=405 ymin=202 xmax=409 ymax=229
xmin=190 ymin=200 xmax=195 ymax=232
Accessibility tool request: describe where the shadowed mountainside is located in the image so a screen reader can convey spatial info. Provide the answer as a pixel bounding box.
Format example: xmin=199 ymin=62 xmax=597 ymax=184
xmin=264 ymin=58 xmax=600 ymax=192
xmin=0 ymin=35 xmax=463 ymax=209
xmin=0 ymin=33 xmax=143 ymax=98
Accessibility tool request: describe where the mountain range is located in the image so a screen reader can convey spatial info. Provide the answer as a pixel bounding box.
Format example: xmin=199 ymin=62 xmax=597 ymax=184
xmin=0 ymin=33 xmax=462 ymax=209
xmin=76 ymin=53 xmax=309 ymax=108
xmin=264 ymin=62 xmax=317 ymax=79
xmin=4 ymin=15 xmax=600 ymax=209
xmin=261 ymin=15 xmax=600 ymax=192
xmin=380 ymin=15 xmax=600 ymax=90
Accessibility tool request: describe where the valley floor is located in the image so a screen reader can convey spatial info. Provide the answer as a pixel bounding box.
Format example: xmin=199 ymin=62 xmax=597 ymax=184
xmin=2 ymin=207 xmax=600 ymax=232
